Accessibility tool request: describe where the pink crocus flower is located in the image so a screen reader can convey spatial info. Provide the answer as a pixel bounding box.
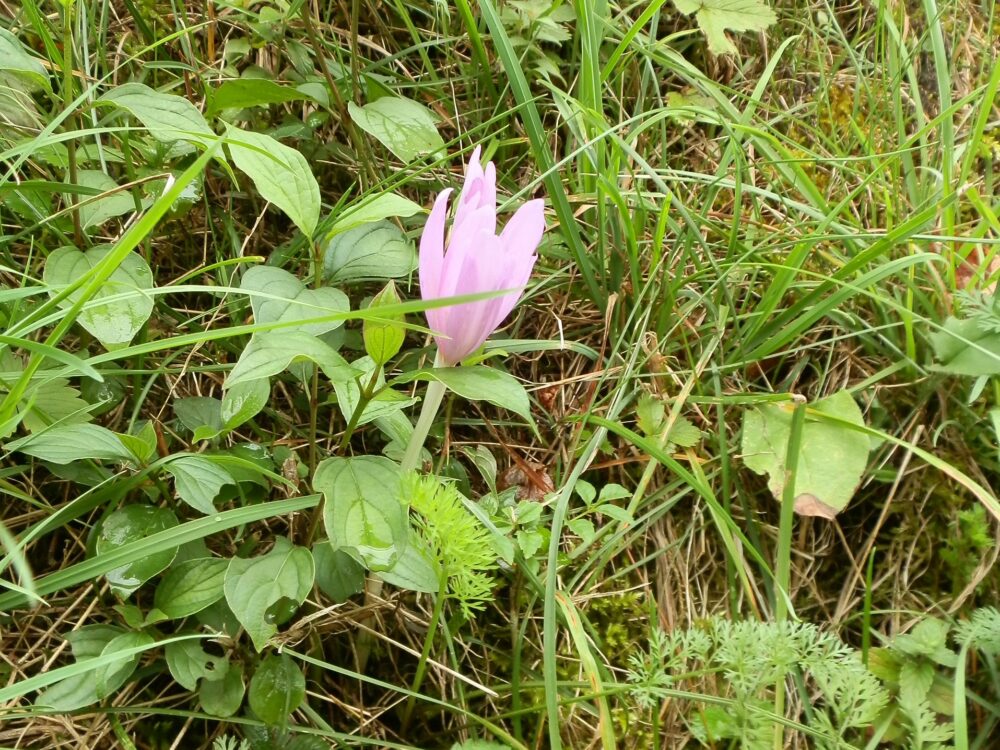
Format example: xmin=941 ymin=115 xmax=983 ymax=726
xmin=419 ymin=146 xmax=545 ymax=366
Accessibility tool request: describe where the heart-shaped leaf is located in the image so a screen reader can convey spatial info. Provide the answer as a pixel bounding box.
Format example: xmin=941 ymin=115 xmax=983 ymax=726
xmin=348 ymin=97 xmax=444 ymax=162
xmin=43 ymin=245 xmax=154 ymax=347
xmin=95 ymin=504 xmax=179 ymax=598
xmin=322 ymin=220 xmax=416 ymax=282
xmin=316 ymin=456 xmax=407 ymax=570
xmin=241 ymin=266 xmax=348 ymax=336
xmin=163 ymin=456 xmax=235 ymax=514
xmin=226 ymin=124 xmax=320 ymax=237
xmin=223 ymin=537 xmax=314 ymax=651
xmin=248 ymin=653 xmax=306 ymax=726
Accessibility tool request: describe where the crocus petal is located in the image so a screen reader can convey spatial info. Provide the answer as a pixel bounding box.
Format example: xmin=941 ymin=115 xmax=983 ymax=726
xmin=436 ymin=204 xmax=495 ymax=299
xmin=499 ymin=198 xmax=545 ymax=257
xmin=419 ymin=188 xmax=452 ymax=300
xmin=436 ymin=233 xmax=505 ymax=364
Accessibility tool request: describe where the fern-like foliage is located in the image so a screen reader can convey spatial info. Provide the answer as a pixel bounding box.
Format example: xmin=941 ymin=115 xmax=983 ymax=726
xmin=627 ymin=617 xmax=889 ymax=749
xmin=406 ymin=473 xmax=500 ymax=618
xmin=953 ymin=606 xmax=1000 ymax=655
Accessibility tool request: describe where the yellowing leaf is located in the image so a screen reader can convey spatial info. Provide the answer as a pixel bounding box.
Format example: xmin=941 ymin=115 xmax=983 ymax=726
xmin=673 ymin=0 xmax=777 ymax=56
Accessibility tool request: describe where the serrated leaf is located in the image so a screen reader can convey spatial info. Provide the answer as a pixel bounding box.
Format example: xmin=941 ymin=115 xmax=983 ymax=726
xmin=43 ymin=245 xmax=154 ymax=347
xmin=348 ymin=96 xmax=444 ymax=162
xmin=672 ymin=0 xmax=777 ymax=56
xmin=636 ymin=392 xmax=664 ymax=436
xmin=329 ymin=192 xmax=423 ymax=236
xmin=241 ymin=266 xmax=348 ymax=336
xmin=248 ymin=653 xmax=306 ymax=726
xmin=899 ymin=660 xmax=935 ymax=707
xmin=7 ymin=423 xmax=134 ymax=464
xmin=223 ymin=538 xmax=314 ymax=651
xmin=164 ymin=456 xmax=235 ymax=514
xmin=322 ymin=220 xmax=416 ymax=282
xmin=740 ymin=391 xmax=870 ymax=517
xmin=95 ymin=504 xmax=179 ymax=598
xmin=226 ymin=124 xmax=320 ymax=237
xmin=154 ymin=557 xmax=228 ymax=619
xmin=667 ymin=416 xmax=702 ymax=447
xmin=316 ymin=456 xmax=407 ymax=571
xmin=21 ymin=379 xmax=92 ymax=432
xmin=225 ymin=331 xmax=356 ymax=388
xmin=99 ymin=82 xmax=215 ymax=147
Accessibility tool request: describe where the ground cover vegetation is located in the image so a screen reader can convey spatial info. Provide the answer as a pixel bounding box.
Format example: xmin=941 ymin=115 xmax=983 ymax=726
xmin=1 ymin=0 xmax=999 ymax=748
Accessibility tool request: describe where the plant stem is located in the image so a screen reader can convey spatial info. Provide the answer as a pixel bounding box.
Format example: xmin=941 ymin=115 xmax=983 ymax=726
xmin=400 ymin=571 xmax=448 ymax=731
xmin=401 ymin=361 xmax=447 ymax=473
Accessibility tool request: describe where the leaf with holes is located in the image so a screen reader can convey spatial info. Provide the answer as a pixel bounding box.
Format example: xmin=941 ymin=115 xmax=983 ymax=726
xmin=43 ymin=245 xmax=154 ymax=347
xmin=165 ymin=638 xmax=229 ymax=691
xmin=348 ymin=97 xmax=444 ymax=162
xmin=317 ymin=456 xmax=407 ymax=571
xmin=223 ymin=537 xmax=314 ymax=652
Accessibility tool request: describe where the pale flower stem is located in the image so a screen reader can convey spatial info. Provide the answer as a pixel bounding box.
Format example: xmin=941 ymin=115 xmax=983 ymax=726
xmin=400 ymin=353 xmax=447 ymax=474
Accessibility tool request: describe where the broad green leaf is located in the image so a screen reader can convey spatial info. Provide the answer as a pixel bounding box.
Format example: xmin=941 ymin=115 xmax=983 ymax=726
xmin=174 ymin=396 xmax=223 ymax=434
xmin=322 ymin=220 xmax=416 ymax=282
xmin=333 ymin=356 xmax=416 ymax=428
xmin=248 ymin=653 xmax=306 ymax=726
xmin=348 ymin=96 xmax=444 ymax=162
xmin=115 ymin=423 xmax=157 ymax=465
xmin=164 ymin=456 xmax=234 ymax=514
xmin=226 ymin=331 xmax=356 ymax=388
xmin=200 ymin=660 xmax=245 ymax=717
xmin=672 ymin=0 xmax=777 ymax=56
xmin=329 ymin=192 xmax=423 ymax=236
xmin=70 ymin=170 xmax=144 ymax=230
xmin=43 ymin=245 xmax=154 ymax=347
xmin=667 ymin=416 xmax=703 ymax=447
xmin=395 ymin=366 xmax=533 ymax=423
xmin=363 ymin=282 xmax=406 ymax=365
xmin=96 ymin=504 xmax=180 ymax=597
xmin=380 ymin=537 xmax=440 ymax=593
xmin=312 ymin=544 xmax=365 ymax=603
xmin=21 ymin=379 xmax=92 ymax=433
xmin=98 ymin=82 xmax=215 ymax=147
xmin=316 ymin=456 xmax=407 ymax=571
xmin=154 ymin=557 xmax=228 ymax=619
xmin=210 ymin=78 xmax=315 ymax=114
xmin=741 ymin=391 xmax=871 ymax=518
xmin=241 ymin=266 xmax=348 ymax=336
xmin=165 ymin=638 xmax=228 ymax=691
xmin=0 ymin=28 xmax=48 ymax=90
xmin=94 ymin=631 xmax=154 ymax=699
xmin=7 ymin=423 xmax=133 ymax=464
xmin=34 ymin=626 xmax=121 ymax=711
xmin=223 ymin=538 xmax=314 ymax=651
xmin=226 ymin=124 xmax=320 ymax=237
xmin=220 ymin=377 xmax=270 ymax=433
xmin=930 ymin=315 xmax=1000 ymax=376
xmin=0 ymin=71 xmax=42 ymax=128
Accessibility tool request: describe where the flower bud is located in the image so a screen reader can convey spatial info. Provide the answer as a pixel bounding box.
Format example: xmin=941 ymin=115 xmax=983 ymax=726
xmin=363 ymin=281 xmax=405 ymax=365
